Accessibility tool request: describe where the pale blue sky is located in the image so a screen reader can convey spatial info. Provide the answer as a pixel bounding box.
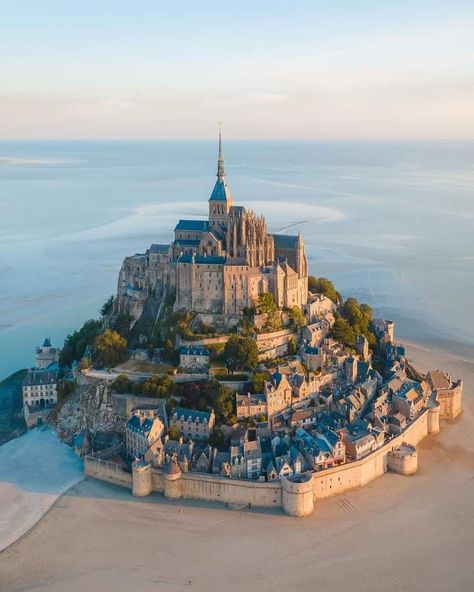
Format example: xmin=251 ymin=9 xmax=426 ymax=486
xmin=1 ymin=0 xmax=473 ymax=139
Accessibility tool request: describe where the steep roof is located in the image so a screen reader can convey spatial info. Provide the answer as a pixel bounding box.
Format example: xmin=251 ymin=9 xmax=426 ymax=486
xmin=179 ymin=345 xmax=210 ymax=356
xmin=149 ymin=244 xmax=169 ymax=253
xmin=175 ymin=219 xmax=209 ymax=232
xmin=209 ymin=177 xmax=233 ymax=202
xmin=178 ymin=255 xmax=225 ymax=265
xmin=272 ymin=234 xmax=298 ymax=249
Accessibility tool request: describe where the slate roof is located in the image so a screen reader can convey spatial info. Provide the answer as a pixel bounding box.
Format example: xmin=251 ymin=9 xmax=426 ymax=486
xmin=173 ymin=239 xmax=201 ymax=246
xmin=42 ymin=337 xmax=52 ymax=347
xmin=126 ymin=414 xmax=156 ymax=437
xmin=209 ymin=177 xmax=233 ymax=202
xmin=23 ymin=368 xmax=59 ymax=387
xmin=272 ymin=234 xmax=298 ymax=249
xmin=149 ymin=243 xmax=169 ymax=253
xmin=179 ymin=345 xmax=210 ymax=356
xmin=175 ymin=219 xmax=209 ymax=232
xmin=178 ymin=254 xmax=225 ymax=265
xmin=173 ymin=407 xmax=213 ymax=424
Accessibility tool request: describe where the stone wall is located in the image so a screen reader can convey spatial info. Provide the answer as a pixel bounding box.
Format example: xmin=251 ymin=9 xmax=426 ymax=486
xmin=84 ymin=457 xmax=132 ymax=489
xmin=256 ymin=328 xmax=298 ymax=359
xmin=84 ymin=404 xmax=443 ymax=516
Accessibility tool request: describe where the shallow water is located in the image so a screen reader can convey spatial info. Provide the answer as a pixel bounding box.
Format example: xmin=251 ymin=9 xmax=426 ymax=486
xmin=0 ymin=139 xmax=473 ymax=379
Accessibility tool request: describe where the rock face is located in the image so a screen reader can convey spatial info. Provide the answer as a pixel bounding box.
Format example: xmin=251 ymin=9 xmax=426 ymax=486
xmin=56 ymin=379 xmax=121 ymax=444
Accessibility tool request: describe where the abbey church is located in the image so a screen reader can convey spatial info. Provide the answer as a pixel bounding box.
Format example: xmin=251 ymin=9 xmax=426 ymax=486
xmin=114 ymin=131 xmax=308 ymax=329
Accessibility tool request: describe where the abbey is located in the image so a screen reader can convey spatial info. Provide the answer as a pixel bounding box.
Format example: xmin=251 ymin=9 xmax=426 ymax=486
xmin=114 ymin=131 xmax=308 ymax=329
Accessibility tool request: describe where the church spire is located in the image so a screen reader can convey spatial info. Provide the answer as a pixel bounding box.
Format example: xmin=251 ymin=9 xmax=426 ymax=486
xmin=217 ymin=122 xmax=225 ymax=179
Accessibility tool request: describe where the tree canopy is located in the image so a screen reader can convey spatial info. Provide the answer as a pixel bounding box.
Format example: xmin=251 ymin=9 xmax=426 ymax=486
xmin=93 ymin=329 xmax=128 ymax=367
xmin=59 ymin=319 xmax=103 ymax=367
xmin=308 ymin=276 xmax=341 ymax=303
xmin=288 ymin=306 xmax=307 ymax=329
xmin=224 ymin=335 xmax=259 ymax=373
xmin=100 ymin=295 xmax=114 ymax=317
xmin=256 ymin=292 xmax=282 ymax=332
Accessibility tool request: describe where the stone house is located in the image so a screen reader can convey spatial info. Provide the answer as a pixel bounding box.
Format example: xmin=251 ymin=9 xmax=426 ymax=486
xmin=264 ymin=371 xmax=293 ymax=418
xmin=304 ymin=294 xmax=336 ymax=323
xmin=236 ymin=392 xmax=267 ymax=420
xmin=125 ymin=410 xmax=165 ymax=458
xmin=22 ymin=368 xmax=59 ymax=409
xmin=179 ymin=345 xmax=210 ymax=373
xmin=426 ymin=370 xmax=463 ymax=419
xmin=170 ymin=407 xmax=215 ymax=441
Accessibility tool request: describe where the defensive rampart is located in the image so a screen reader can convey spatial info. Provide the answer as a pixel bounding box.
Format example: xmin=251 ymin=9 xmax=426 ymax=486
xmin=84 ymin=403 xmax=444 ymax=517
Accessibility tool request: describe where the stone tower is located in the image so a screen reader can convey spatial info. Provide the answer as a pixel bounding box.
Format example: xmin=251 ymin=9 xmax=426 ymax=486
xmin=209 ymin=125 xmax=233 ymax=235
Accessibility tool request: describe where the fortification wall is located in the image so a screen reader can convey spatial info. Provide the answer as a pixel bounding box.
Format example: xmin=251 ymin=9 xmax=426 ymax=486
xmin=84 ymin=406 xmax=444 ymax=516
xmin=84 ymin=457 xmax=132 ymax=489
xmin=312 ymin=409 xmax=429 ymax=499
xmin=178 ymin=472 xmax=282 ymax=508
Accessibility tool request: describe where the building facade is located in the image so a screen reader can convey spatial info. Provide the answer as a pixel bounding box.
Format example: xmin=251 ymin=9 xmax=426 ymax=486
xmin=113 ymin=130 xmax=308 ymax=331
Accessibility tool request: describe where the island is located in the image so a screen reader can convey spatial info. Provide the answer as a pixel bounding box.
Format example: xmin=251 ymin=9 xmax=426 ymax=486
xmin=19 ymin=132 xmax=463 ymax=517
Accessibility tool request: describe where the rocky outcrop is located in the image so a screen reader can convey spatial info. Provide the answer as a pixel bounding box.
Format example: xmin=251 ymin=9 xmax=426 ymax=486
xmin=55 ymin=379 xmax=121 ymax=444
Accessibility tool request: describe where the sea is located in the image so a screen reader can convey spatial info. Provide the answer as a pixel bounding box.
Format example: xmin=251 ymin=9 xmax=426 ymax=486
xmin=0 ymin=139 xmax=473 ymax=380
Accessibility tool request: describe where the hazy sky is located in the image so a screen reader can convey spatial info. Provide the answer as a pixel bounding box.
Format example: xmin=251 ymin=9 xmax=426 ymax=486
xmin=1 ymin=0 xmax=473 ymax=139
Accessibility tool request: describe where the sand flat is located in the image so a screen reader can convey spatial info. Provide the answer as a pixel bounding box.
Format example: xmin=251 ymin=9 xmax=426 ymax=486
xmin=0 ymin=342 xmax=473 ymax=592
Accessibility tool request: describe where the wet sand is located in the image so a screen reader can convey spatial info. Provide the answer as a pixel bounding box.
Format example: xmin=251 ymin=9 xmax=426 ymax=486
xmin=1 ymin=341 xmax=473 ymax=592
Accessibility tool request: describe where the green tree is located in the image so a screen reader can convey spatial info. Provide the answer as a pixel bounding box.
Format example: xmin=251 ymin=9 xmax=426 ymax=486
xmin=288 ymin=306 xmax=307 ymax=329
xmin=141 ymin=374 xmax=174 ymax=398
xmin=167 ymin=426 xmax=181 ymax=441
xmin=287 ymin=337 xmax=297 ymax=355
xmin=59 ymin=319 xmax=103 ymax=367
xmin=78 ymin=357 xmax=91 ymax=371
xmin=213 ymin=385 xmax=235 ymax=424
xmin=101 ymin=295 xmax=114 ymax=317
xmin=256 ymin=292 xmax=282 ymax=332
xmin=110 ymin=313 xmax=134 ymax=340
xmin=251 ymin=372 xmax=269 ymax=393
xmin=111 ymin=373 xmax=133 ymax=393
xmin=209 ymin=426 xmax=225 ymax=449
xmin=93 ymin=329 xmax=128 ymax=367
xmin=224 ymin=335 xmax=259 ymax=373
xmin=331 ymin=318 xmax=356 ymax=348
xmin=307 ymin=276 xmax=342 ymax=303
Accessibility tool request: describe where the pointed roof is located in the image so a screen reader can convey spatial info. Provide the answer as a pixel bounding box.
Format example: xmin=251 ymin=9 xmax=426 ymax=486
xmin=42 ymin=337 xmax=52 ymax=348
xmin=209 ymin=124 xmax=233 ymax=202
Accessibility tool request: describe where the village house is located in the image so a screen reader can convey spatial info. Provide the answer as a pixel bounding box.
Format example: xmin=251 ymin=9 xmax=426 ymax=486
xmin=295 ymin=428 xmax=345 ymax=471
xmin=264 ymin=371 xmax=293 ymax=418
xmin=170 ymin=407 xmax=215 ymax=441
xmin=304 ymin=294 xmax=336 ymax=323
xmin=236 ymin=392 xmax=267 ymax=420
xmin=392 ymin=381 xmax=429 ymax=420
xmin=125 ymin=410 xmax=165 ymax=458
xmin=178 ymin=345 xmax=210 ymax=373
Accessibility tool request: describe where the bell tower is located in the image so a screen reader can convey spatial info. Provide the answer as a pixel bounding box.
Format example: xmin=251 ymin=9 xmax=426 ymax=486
xmin=209 ymin=123 xmax=233 ymax=233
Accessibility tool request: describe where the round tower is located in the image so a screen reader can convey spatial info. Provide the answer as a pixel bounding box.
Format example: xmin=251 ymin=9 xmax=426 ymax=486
xmin=281 ymin=473 xmax=314 ymax=517
xmin=164 ymin=455 xmax=182 ymax=499
xmin=132 ymin=460 xmax=153 ymax=497
xmin=428 ymin=400 xmax=441 ymax=434
xmin=387 ymin=443 xmax=418 ymax=476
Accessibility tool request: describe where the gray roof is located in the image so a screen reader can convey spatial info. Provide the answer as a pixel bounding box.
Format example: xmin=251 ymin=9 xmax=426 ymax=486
xmin=179 ymin=345 xmax=210 ymax=356
xmin=149 ymin=243 xmax=169 ymax=253
xmin=23 ymin=368 xmax=59 ymax=386
xmin=175 ymin=219 xmax=209 ymax=232
xmin=178 ymin=255 xmax=225 ymax=265
xmin=209 ymin=177 xmax=233 ymax=202
xmin=272 ymin=234 xmax=298 ymax=249
xmin=173 ymin=407 xmax=213 ymax=423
